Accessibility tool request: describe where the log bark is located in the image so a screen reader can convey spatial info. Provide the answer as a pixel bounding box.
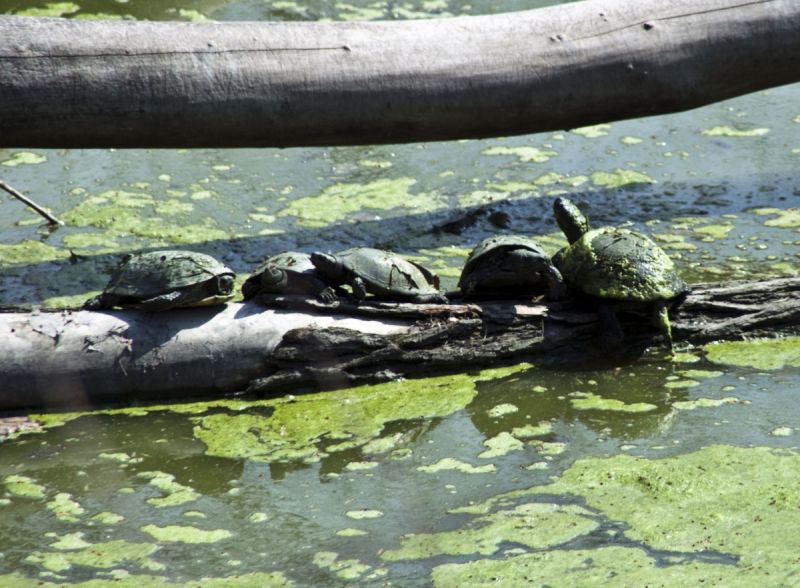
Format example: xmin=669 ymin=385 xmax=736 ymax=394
xmin=1 ymin=0 xmax=799 ymax=148
xmin=2 ymin=277 xmax=800 ymax=411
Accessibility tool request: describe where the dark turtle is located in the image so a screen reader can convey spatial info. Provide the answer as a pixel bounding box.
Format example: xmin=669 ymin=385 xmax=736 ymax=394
xmin=310 ymin=247 xmax=447 ymax=304
xmin=83 ymin=250 xmax=235 ymax=311
xmin=458 ymin=235 xmax=566 ymax=300
xmin=552 ymin=197 xmax=688 ymax=347
xmin=241 ymin=251 xmax=337 ymax=302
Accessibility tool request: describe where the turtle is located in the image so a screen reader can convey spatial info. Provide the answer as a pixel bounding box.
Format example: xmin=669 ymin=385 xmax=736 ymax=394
xmin=83 ymin=250 xmax=235 ymax=311
xmin=552 ymin=197 xmax=688 ymax=347
xmin=241 ymin=251 xmax=337 ymax=302
xmin=310 ymin=247 xmax=447 ymax=304
xmin=457 ymin=235 xmax=567 ymax=300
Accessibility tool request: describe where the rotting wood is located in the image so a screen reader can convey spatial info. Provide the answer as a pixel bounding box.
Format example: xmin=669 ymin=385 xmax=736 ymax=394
xmin=1 ymin=0 xmax=799 ymax=148
xmin=2 ymin=277 xmax=799 ymax=411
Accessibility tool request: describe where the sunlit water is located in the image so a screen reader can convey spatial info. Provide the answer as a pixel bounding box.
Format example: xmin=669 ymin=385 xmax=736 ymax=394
xmin=1 ymin=0 xmax=799 ymax=585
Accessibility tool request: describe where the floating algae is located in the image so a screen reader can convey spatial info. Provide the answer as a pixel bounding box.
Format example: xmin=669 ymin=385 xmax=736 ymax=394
xmin=382 ymin=502 xmax=599 ymax=561
xmin=191 ymin=374 xmax=477 ymax=463
xmin=705 ymin=337 xmax=800 ymax=370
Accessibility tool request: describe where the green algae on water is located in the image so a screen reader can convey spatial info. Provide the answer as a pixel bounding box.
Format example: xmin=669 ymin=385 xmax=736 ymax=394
xmin=571 ymin=124 xmax=611 ymax=138
xmin=46 ymin=493 xmax=85 ymax=522
xmin=750 ymin=207 xmax=800 ymax=228
xmin=590 ymin=169 xmax=655 ymax=188
xmin=26 ymin=540 xmax=163 ymax=573
xmin=192 ymin=373 xmax=476 ymax=463
xmin=345 ymin=509 xmax=383 ymax=520
xmin=570 ymin=392 xmax=657 ymax=413
xmin=487 ymin=403 xmax=518 ymax=418
xmin=705 ymin=337 xmax=800 ymax=370
xmin=702 ymin=126 xmax=770 ymax=137
xmin=4 ymin=474 xmax=46 ymax=499
xmin=672 ymin=397 xmax=740 ymax=410
xmin=312 ymin=550 xmax=376 ymax=581
xmin=417 ymin=458 xmax=496 ymax=475
xmin=276 ymin=177 xmax=442 ymax=227
xmin=382 ymin=502 xmax=599 ymax=561
xmin=0 ymin=240 xmax=70 ymax=266
xmin=478 ymin=432 xmax=524 ymax=459
xmin=137 ymin=471 xmax=200 ymax=507
xmin=141 ymin=524 xmax=232 ymax=544
xmin=529 ymin=445 xmax=800 ymax=580
xmin=431 ymin=545 xmax=738 ymax=588
xmin=0 ymin=151 xmax=47 ymax=166
xmin=481 ymin=146 xmax=558 ymax=163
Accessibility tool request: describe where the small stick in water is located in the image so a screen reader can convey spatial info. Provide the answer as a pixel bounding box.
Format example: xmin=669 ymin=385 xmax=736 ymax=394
xmin=0 ymin=180 xmax=64 ymax=226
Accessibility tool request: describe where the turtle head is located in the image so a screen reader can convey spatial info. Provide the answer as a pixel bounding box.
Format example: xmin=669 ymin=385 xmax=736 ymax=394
xmin=260 ymin=265 xmax=287 ymax=288
xmin=310 ymin=252 xmax=345 ymax=281
xmin=214 ymin=273 xmax=235 ymax=295
xmin=553 ymin=197 xmax=589 ymax=244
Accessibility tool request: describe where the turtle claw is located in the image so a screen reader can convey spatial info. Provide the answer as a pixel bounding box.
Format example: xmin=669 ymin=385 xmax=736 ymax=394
xmin=317 ymin=287 xmax=339 ymax=304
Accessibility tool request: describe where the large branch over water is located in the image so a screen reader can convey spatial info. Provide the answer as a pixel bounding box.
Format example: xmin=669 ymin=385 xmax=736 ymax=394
xmin=2 ymin=277 xmax=800 ymax=411
xmin=1 ymin=0 xmax=799 ymax=148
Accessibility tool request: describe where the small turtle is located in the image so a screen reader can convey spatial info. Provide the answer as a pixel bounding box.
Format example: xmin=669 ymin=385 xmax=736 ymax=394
xmin=83 ymin=250 xmax=235 ymax=311
xmin=458 ymin=235 xmax=566 ymax=300
xmin=241 ymin=251 xmax=337 ymax=302
xmin=310 ymin=247 xmax=447 ymax=304
xmin=552 ymin=197 xmax=688 ymax=347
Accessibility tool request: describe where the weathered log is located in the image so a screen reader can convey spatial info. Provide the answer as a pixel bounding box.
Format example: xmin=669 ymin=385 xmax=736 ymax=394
xmin=2 ymin=277 xmax=800 ymax=411
xmin=2 ymin=0 xmax=799 ymax=148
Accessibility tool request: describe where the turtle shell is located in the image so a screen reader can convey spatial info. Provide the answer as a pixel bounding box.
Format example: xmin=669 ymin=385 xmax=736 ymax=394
xmin=241 ymin=251 xmax=329 ymax=299
xmin=556 ymin=227 xmax=687 ymax=302
xmin=458 ymin=235 xmax=550 ymax=291
xmin=105 ymin=250 xmax=233 ymax=300
xmin=336 ymin=248 xmax=440 ymax=297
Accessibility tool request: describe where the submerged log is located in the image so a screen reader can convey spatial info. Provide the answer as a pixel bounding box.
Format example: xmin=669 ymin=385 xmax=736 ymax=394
xmin=1 ymin=0 xmax=799 ymax=148
xmin=2 ymin=277 xmax=800 ymax=411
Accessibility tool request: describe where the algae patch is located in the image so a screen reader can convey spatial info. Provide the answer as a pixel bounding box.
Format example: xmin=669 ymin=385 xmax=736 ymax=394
xmin=4 ymin=474 xmax=46 ymax=499
xmin=590 ymin=169 xmax=655 ymax=188
xmin=417 ymin=458 xmax=496 ymax=475
xmin=481 ymin=146 xmax=558 ymax=163
xmin=141 ymin=524 xmax=232 ymax=544
xmin=276 ymin=177 xmax=442 ymax=227
xmin=26 ymin=540 xmax=163 ymax=573
xmin=192 ymin=374 xmax=476 ymax=463
xmin=570 ymin=392 xmax=658 ymax=413
xmin=1 ymin=151 xmax=47 ymax=166
xmin=529 ymin=445 xmax=800 ymax=579
xmin=702 ymin=126 xmax=770 ymax=137
xmin=382 ymin=502 xmax=599 ymax=561
xmin=704 ymin=337 xmax=800 ymax=370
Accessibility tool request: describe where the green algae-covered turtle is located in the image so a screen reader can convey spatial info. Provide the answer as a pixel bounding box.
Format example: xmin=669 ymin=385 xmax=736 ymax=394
xmin=552 ymin=197 xmax=688 ymax=346
xmin=458 ymin=235 xmax=566 ymax=300
xmin=311 ymin=247 xmax=447 ymax=303
xmin=83 ymin=250 xmax=235 ymax=311
xmin=241 ymin=251 xmax=336 ymax=302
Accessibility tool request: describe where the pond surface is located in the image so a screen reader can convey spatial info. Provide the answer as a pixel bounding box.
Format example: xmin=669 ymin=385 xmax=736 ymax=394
xmin=1 ymin=0 xmax=800 ymax=586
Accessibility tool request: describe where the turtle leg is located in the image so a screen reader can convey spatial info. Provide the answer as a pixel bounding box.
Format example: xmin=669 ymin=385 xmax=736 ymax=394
xmin=651 ymin=300 xmax=673 ymax=349
xmin=350 ymin=276 xmax=368 ymax=301
xmin=598 ymin=302 xmax=625 ymax=346
xmin=138 ymin=290 xmax=185 ymax=312
xmin=409 ymin=292 xmax=449 ymax=304
xmin=82 ymin=293 xmax=112 ymax=310
xmin=507 ymin=250 xmax=567 ymax=300
xmin=317 ymin=286 xmax=338 ymax=304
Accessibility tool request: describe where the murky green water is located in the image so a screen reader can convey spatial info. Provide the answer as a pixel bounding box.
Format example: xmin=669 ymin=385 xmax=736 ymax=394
xmin=2 ymin=0 xmax=800 ymax=585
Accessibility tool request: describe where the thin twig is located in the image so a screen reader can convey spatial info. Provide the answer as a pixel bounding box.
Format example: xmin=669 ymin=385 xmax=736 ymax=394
xmin=0 ymin=180 xmax=64 ymax=226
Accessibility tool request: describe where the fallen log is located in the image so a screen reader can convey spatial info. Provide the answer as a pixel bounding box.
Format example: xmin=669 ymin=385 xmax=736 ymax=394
xmin=2 ymin=0 xmax=799 ymax=148
xmin=2 ymin=277 xmax=800 ymax=411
